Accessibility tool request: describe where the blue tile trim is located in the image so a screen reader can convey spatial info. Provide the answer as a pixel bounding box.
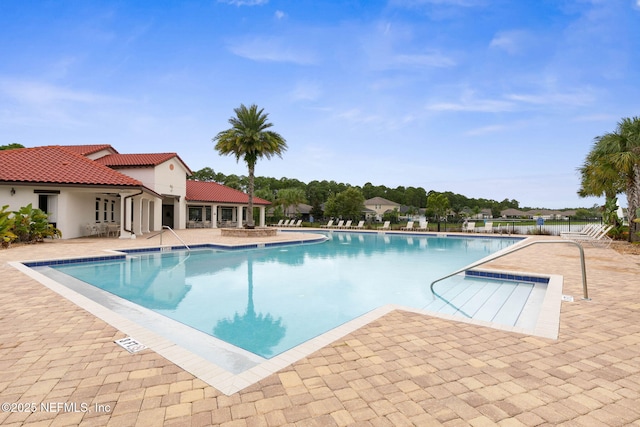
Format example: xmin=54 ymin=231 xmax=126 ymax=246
xmin=23 ymin=254 xmax=126 ymax=267
xmin=24 ymin=236 xmax=329 ymax=267
xmin=465 ymin=270 xmax=549 ymax=284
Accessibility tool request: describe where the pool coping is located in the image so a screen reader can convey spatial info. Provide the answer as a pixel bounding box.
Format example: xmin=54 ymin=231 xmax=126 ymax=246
xmin=9 ymin=234 xmax=562 ymax=396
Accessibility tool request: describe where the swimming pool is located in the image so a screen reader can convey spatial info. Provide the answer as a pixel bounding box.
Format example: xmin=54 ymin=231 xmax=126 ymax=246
xmin=35 ymin=232 xmax=531 ymax=359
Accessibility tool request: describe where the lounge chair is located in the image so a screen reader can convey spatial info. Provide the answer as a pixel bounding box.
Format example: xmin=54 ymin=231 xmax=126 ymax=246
xmin=560 ymin=223 xmax=599 ymax=238
xmin=566 ymin=224 xmax=613 ymax=247
xmin=352 ymin=220 xmax=365 ymax=230
xmin=380 ymin=221 xmax=391 ymax=231
xmin=462 ymin=221 xmax=475 ymax=233
xmin=272 ymin=219 xmax=283 ymax=227
xmin=417 ymin=220 xmax=428 ymax=231
xmin=332 ymin=220 xmax=344 ymax=228
xmin=293 ymin=219 xmax=302 ymax=227
xmin=341 ymin=220 xmax=352 ymax=229
xmin=321 ymin=220 xmax=334 ymax=228
xmin=401 ymin=221 xmax=414 ymax=231
xmin=483 ymin=221 xmax=494 ymax=233
xmin=282 ymin=219 xmax=290 ymax=227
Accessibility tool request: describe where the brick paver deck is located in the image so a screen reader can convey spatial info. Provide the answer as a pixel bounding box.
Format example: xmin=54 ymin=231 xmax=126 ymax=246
xmin=1 ymin=229 xmax=639 ymax=426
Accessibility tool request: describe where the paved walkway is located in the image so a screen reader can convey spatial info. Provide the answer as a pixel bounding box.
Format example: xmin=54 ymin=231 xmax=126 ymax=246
xmin=1 ymin=230 xmax=639 ymax=426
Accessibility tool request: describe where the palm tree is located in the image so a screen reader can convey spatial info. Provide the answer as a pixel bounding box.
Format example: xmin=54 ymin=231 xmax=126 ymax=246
xmin=579 ymin=117 xmax=640 ymax=242
xmin=276 ymin=188 xmax=307 ymax=218
xmin=213 ymin=104 xmax=287 ymax=228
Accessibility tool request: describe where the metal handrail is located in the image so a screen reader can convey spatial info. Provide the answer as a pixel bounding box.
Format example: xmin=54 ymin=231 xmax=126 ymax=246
xmin=146 ymin=226 xmax=191 ymax=252
xmin=429 ymin=240 xmax=589 ymax=300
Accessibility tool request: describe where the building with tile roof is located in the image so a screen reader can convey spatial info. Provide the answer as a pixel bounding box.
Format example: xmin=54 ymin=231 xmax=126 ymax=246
xmin=0 ymin=145 xmax=271 ymax=239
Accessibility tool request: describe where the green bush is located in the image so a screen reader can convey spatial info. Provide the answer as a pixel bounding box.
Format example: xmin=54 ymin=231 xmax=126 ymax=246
xmin=12 ymin=203 xmax=61 ymax=243
xmin=0 ymin=205 xmax=17 ymax=248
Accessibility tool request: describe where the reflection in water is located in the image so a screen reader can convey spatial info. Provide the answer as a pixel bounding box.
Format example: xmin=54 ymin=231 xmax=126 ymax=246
xmin=213 ymin=256 xmax=285 ymax=357
xmin=51 ymin=233 xmax=522 ymax=359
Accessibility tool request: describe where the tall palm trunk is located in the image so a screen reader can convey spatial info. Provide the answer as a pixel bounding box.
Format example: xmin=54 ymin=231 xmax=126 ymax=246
xmin=247 ymin=163 xmax=255 ymax=228
xmin=628 ymin=164 xmax=640 ymax=242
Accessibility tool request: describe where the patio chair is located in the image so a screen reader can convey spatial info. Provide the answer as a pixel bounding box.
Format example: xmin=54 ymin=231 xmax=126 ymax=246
xmin=380 ymin=221 xmax=391 ymax=231
xmin=272 ymin=219 xmax=284 ymax=227
xmin=352 ymin=220 xmax=365 ymax=230
xmin=293 ymin=219 xmax=302 ymax=227
xmin=282 ymin=219 xmax=291 ymax=227
xmin=401 ymin=221 xmax=414 ymax=231
xmin=341 ymin=220 xmax=352 ymax=229
xmin=417 ymin=220 xmax=428 ymax=231
xmin=462 ymin=221 xmax=475 ymax=233
xmin=567 ymin=225 xmax=613 ymax=247
xmin=332 ymin=220 xmax=344 ymax=228
xmin=483 ymin=222 xmax=494 ymax=233
xmin=560 ymin=223 xmax=600 ymax=238
xmin=321 ymin=220 xmax=334 ymax=228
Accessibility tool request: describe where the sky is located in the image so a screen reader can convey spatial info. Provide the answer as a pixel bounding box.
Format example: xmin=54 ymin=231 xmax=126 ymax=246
xmin=1 ymin=1 xmax=639 ymax=209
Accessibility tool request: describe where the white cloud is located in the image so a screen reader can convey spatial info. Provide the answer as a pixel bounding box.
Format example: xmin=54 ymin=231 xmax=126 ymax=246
xmin=0 ymin=79 xmax=124 ymax=106
xmin=218 ymin=0 xmax=268 ymax=6
xmin=389 ymin=0 xmax=484 ymax=7
xmin=227 ymin=37 xmax=317 ymax=64
xmin=289 ymin=81 xmax=322 ymax=102
xmin=426 ymin=98 xmax=514 ymax=113
xmin=465 ymin=124 xmax=507 ymax=136
xmin=390 ymin=52 xmax=456 ymax=68
xmin=489 ymin=30 xmax=529 ymax=55
xmin=274 ymin=10 xmax=286 ymax=20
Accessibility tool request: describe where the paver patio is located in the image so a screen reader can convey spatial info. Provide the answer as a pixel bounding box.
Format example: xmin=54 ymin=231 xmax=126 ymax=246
xmin=0 ymin=229 xmax=639 ymax=426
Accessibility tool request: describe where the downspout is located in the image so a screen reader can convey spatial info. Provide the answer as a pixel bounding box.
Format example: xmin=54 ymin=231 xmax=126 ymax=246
xmin=123 ymin=190 xmax=144 ymax=237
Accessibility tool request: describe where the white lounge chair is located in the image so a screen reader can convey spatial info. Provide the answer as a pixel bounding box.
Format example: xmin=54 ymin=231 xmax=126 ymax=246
xmin=293 ymin=219 xmax=302 ymax=227
xmin=462 ymin=221 xmax=475 ymax=233
xmin=483 ymin=221 xmax=494 ymax=233
xmin=352 ymin=220 xmax=365 ymax=230
xmin=341 ymin=220 xmax=352 ymax=229
xmin=272 ymin=219 xmax=283 ymax=227
xmin=401 ymin=221 xmax=414 ymax=231
xmin=380 ymin=221 xmax=391 ymax=231
xmin=282 ymin=219 xmax=290 ymax=227
xmin=567 ymin=224 xmax=613 ymax=247
xmin=332 ymin=220 xmax=344 ymax=228
xmin=321 ymin=220 xmax=334 ymax=228
xmin=417 ymin=220 xmax=428 ymax=231
xmin=561 ymin=223 xmax=599 ymax=238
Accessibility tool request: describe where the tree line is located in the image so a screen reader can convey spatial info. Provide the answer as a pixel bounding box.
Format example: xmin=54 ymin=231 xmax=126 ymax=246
xmin=188 ymin=166 xmax=523 ymax=219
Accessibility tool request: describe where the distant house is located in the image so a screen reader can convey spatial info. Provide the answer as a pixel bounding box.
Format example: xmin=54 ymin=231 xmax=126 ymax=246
xmin=0 ymin=145 xmax=270 ymax=239
xmin=500 ymin=208 xmax=528 ymax=218
xmin=364 ymin=197 xmax=401 ymax=221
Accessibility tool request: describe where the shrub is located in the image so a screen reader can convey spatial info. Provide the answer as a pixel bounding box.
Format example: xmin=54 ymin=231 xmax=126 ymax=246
xmin=12 ymin=204 xmax=61 ymax=243
xmin=0 ymin=205 xmax=17 ymax=248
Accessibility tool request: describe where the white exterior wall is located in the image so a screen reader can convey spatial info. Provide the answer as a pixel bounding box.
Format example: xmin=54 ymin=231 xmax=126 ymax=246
xmin=0 ymin=185 xmax=38 ymax=211
xmin=0 ymin=185 xmax=100 ymax=239
xmin=154 ymin=160 xmax=189 ymax=230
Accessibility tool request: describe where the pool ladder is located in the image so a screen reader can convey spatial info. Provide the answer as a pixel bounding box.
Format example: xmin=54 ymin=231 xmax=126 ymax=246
xmin=429 ymin=240 xmax=589 ymax=301
xmin=147 ymin=226 xmax=191 ymax=252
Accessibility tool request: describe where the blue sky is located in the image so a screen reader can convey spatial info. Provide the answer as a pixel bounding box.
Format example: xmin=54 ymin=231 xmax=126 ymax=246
xmin=1 ymin=0 xmax=639 ymax=209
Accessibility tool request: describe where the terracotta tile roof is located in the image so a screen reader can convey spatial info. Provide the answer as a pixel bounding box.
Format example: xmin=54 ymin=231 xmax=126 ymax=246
xmin=186 ymin=180 xmax=271 ymax=205
xmin=95 ymin=153 xmax=193 ymax=174
xmin=0 ymin=146 xmax=144 ymax=187
xmin=60 ymin=144 xmax=119 ymax=156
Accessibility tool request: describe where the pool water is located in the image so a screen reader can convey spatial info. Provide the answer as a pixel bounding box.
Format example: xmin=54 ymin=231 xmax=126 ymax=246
xmin=48 ymin=232 xmax=524 ymax=358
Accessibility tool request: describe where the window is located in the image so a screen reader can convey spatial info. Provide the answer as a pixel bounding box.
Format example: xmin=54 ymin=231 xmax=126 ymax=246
xmin=111 ymin=200 xmax=115 ymax=222
xmin=95 ymin=198 xmax=101 ymax=222
xmin=104 ymin=200 xmax=108 ymax=221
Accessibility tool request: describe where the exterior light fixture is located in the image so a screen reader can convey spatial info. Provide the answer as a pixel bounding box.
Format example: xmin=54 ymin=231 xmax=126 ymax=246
xmin=10 ymin=187 xmax=15 ymax=196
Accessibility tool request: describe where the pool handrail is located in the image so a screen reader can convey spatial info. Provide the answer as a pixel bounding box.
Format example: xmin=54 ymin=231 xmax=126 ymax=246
xmin=147 ymin=226 xmax=191 ymax=252
xmin=429 ymin=239 xmax=589 ymax=300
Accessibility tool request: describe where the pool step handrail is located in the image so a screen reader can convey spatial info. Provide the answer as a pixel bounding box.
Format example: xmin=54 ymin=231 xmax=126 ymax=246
xmin=146 ymin=226 xmax=191 ymax=252
xmin=429 ymin=240 xmax=589 ymax=300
